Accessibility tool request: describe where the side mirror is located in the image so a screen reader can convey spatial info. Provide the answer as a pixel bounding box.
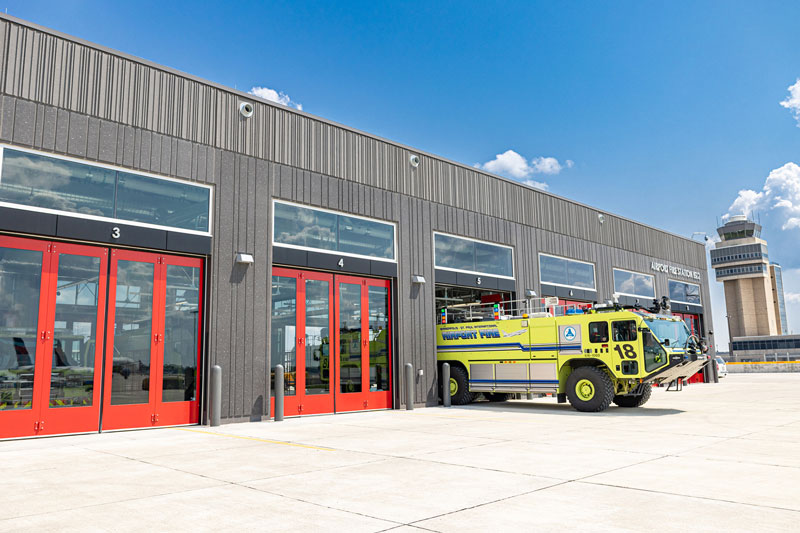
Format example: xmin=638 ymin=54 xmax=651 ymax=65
xmin=664 ymin=339 xmax=670 ymax=346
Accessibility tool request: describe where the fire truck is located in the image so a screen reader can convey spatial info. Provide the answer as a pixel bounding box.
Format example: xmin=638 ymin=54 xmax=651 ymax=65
xmin=437 ymin=297 xmax=709 ymax=412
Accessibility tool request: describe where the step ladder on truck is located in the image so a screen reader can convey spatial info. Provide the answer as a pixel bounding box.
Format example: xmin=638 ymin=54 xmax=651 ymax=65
xmin=436 ymin=296 xmax=710 ymax=412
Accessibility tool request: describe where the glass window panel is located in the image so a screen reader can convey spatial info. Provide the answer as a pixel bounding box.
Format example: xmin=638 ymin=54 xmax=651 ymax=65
xmin=539 ymin=254 xmax=567 ymax=285
xmin=162 ymin=265 xmax=200 ymax=403
xmin=270 ymin=276 xmax=297 ymax=397
xmin=110 ymin=260 xmax=154 ymax=405
xmin=669 ymin=280 xmax=701 ymax=305
xmin=305 ymin=279 xmax=330 ymax=395
xmin=368 ymin=286 xmax=390 ymax=392
xmin=613 ymin=269 xmax=655 ymax=298
xmin=567 ymin=260 xmax=595 ymax=289
xmin=540 ymin=255 xmax=595 ymax=290
xmin=273 ymin=202 xmax=337 ymax=252
xmin=0 ymin=148 xmax=115 ymax=217
xmin=434 ymin=234 xmax=474 ymax=272
xmin=475 ymin=242 xmax=513 ymax=278
xmin=0 ymin=247 xmax=43 ymax=411
xmin=588 ymin=322 xmax=609 ymax=343
xmin=338 ymin=216 xmax=395 ymax=260
xmin=612 ymin=321 xmax=638 ymax=342
xmin=50 ymin=254 xmax=101 ymax=408
xmin=115 ymin=172 xmax=210 ymax=232
xmin=339 ymin=283 xmax=362 ymax=393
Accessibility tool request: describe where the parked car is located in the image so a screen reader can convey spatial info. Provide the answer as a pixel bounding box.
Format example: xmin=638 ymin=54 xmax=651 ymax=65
xmin=715 ymin=356 xmax=728 ymax=378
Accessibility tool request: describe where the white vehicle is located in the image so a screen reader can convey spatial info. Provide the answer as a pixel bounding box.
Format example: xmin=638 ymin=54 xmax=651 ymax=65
xmin=715 ymin=356 xmax=728 ymax=378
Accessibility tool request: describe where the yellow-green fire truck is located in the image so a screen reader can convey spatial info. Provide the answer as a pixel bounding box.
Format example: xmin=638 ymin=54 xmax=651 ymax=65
xmin=437 ymin=299 xmax=709 ymax=412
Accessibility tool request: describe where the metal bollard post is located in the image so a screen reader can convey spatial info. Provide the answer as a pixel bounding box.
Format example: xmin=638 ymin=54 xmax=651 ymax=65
xmin=442 ymin=363 xmax=451 ymax=408
xmin=275 ymin=364 xmax=284 ymax=422
xmin=210 ymin=365 xmax=222 ymax=427
xmin=405 ymin=363 xmax=414 ymax=410
xmin=526 ymin=392 xmax=532 ymax=400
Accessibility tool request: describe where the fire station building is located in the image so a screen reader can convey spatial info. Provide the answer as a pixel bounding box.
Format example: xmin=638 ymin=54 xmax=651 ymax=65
xmin=0 ymin=14 xmax=713 ymax=438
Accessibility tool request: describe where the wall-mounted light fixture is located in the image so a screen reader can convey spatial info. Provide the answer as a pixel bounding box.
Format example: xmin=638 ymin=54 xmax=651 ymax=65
xmin=235 ymin=253 xmax=254 ymax=265
xmin=411 ymin=275 xmax=426 ymax=284
xmin=525 ymin=289 xmax=537 ymax=297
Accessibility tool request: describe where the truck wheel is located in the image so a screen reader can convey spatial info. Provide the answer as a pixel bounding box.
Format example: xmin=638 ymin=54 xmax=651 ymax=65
xmin=566 ymin=366 xmax=614 ymax=412
xmin=449 ymin=366 xmax=475 ymax=405
xmin=613 ymin=385 xmax=652 ymax=408
xmin=485 ymin=392 xmax=511 ymax=402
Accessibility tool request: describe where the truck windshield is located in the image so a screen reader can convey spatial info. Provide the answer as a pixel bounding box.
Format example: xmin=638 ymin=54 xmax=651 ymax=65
xmin=643 ymin=317 xmax=690 ymax=348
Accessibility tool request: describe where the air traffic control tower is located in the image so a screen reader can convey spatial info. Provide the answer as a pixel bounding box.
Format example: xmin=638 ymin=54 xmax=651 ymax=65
xmin=711 ymin=215 xmax=788 ymax=338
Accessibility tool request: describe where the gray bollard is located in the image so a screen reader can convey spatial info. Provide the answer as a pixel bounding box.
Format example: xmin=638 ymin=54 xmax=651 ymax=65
xmin=442 ymin=363 xmax=451 ymax=408
xmin=275 ymin=364 xmax=284 ymax=422
xmin=405 ymin=363 xmax=414 ymax=410
xmin=526 ymin=392 xmax=533 ymax=400
xmin=210 ymin=365 xmax=222 ymax=427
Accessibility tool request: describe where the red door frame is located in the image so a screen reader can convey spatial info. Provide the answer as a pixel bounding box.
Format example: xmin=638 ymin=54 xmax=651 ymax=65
xmin=0 ymin=236 xmax=54 ymax=438
xmin=37 ymin=242 xmax=109 ymax=436
xmin=270 ymin=268 xmax=393 ymax=418
xmin=102 ymin=250 xmax=204 ymax=430
xmin=334 ymin=274 xmax=393 ymax=413
xmin=270 ymin=267 xmax=336 ymax=417
xmin=101 ymin=249 xmax=163 ymax=430
xmin=154 ymin=254 xmax=204 ymax=427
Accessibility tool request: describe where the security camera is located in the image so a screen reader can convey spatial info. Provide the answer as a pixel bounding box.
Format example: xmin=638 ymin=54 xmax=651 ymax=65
xmin=409 ymin=154 xmax=420 ymax=167
xmin=239 ymin=102 xmax=254 ymax=118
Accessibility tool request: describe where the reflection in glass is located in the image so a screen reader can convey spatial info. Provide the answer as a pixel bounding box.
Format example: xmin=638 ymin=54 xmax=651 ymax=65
xmin=434 ymin=234 xmax=513 ymax=277
xmin=270 ymin=276 xmax=297 ymax=397
xmin=50 ymin=255 xmax=101 ymax=408
xmin=305 ymin=280 xmax=330 ymax=395
xmin=613 ymin=269 xmax=655 ymax=298
xmin=273 ymin=202 xmax=396 ymax=260
xmin=0 ymin=149 xmax=115 ymax=217
xmin=115 ymin=172 xmax=210 ymax=232
xmin=0 ymin=248 xmax=43 ymax=411
xmin=110 ymin=260 xmax=154 ymax=405
xmin=339 ymin=283 xmax=362 ymax=393
xmin=338 ymin=216 xmax=395 ymax=259
xmin=274 ymin=203 xmax=338 ymax=252
xmin=668 ymin=280 xmax=701 ymax=305
xmin=539 ymin=255 xmax=596 ymax=290
xmin=368 ymin=287 xmax=390 ymax=391
xmin=162 ymin=266 xmax=200 ymax=402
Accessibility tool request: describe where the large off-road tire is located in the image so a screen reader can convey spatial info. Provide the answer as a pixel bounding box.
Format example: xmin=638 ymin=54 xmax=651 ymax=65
xmin=449 ymin=365 xmax=476 ymax=405
xmin=613 ymin=385 xmax=653 ymax=408
xmin=566 ymin=366 xmax=615 ymax=412
xmin=485 ymin=392 xmax=511 ymax=402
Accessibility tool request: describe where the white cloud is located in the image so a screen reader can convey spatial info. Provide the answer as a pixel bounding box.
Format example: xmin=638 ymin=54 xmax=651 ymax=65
xmin=248 ymin=86 xmax=303 ymax=110
xmin=785 ymin=292 xmax=800 ymax=304
xmin=726 ymin=162 xmax=800 ymax=230
xmin=520 ymin=179 xmax=549 ymax=191
xmin=530 ymin=156 xmax=564 ymax=175
xmin=478 ymin=150 xmax=573 ymax=190
xmin=780 ymin=78 xmax=800 ymax=127
xmin=480 ymin=150 xmax=532 ymax=179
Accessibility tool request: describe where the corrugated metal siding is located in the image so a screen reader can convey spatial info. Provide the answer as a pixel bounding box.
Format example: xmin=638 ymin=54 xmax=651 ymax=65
xmin=0 ymin=17 xmax=706 ymax=269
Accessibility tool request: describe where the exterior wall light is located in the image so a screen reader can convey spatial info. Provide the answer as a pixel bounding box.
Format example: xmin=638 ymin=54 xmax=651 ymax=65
xmin=411 ymin=275 xmax=426 ymax=284
xmin=235 ymin=253 xmax=254 ymax=265
xmin=525 ymin=289 xmax=537 ymax=297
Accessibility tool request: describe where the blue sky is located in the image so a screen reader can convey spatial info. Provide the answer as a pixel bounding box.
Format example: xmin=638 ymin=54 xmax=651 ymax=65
xmin=7 ymin=1 xmax=800 ymax=348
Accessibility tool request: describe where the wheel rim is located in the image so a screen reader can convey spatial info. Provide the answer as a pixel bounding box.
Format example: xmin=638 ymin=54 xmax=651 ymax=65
xmin=575 ymin=379 xmax=595 ymax=401
xmin=450 ymin=377 xmax=458 ymax=396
